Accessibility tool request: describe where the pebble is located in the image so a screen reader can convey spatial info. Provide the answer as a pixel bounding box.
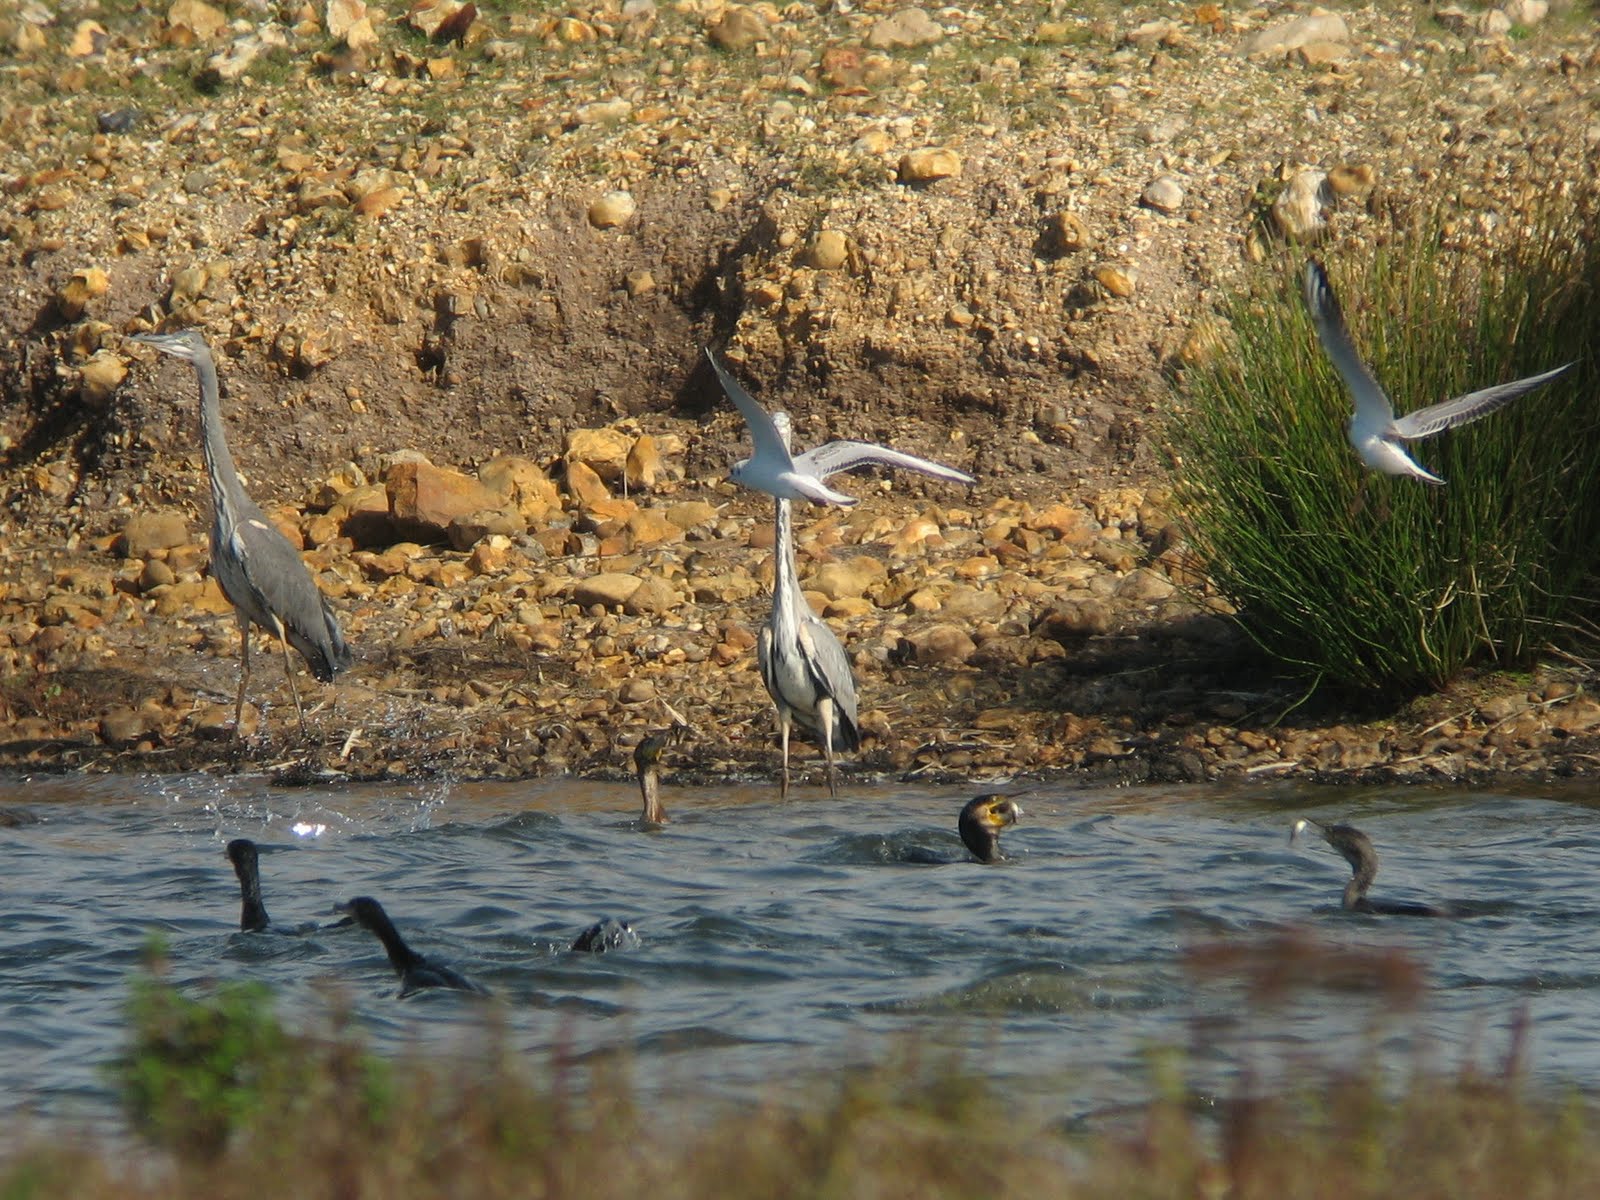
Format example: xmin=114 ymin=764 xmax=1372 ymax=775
xmin=867 ymin=8 xmax=943 ymax=49
xmin=1271 ymin=169 xmax=1330 ymax=241
xmin=57 ymin=267 xmax=109 ymax=319
xmin=1141 ymin=175 xmax=1185 ymax=214
xmin=707 ymin=6 xmax=767 ymax=50
xmin=1093 ymin=264 xmax=1138 ymax=299
xmin=803 ymin=229 xmax=851 ymax=271
xmin=588 ymin=190 xmax=636 ymax=230
xmin=1042 ymin=211 xmax=1092 ymax=256
xmin=898 ymin=148 xmax=962 ymax=184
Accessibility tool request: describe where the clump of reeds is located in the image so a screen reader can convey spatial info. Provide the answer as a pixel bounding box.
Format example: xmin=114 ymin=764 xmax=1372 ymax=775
xmin=1167 ymin=197 xmax=1600 ymax=694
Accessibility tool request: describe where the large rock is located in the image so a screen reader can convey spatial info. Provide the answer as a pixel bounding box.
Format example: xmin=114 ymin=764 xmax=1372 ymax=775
xmin=478 ymin=455 xmax=561 ymax=524
xmin=897 ymin=623 xmax=976 ymax=666
xmin=1238 ymin=13 xmax=1350 ymax=58
xmin=566 ymin=427 xmax=633 ymax=482
xmin=331 ymin=482 xmax=395 ymax=548
xmin=387 ymin=462 xmax=500 ymax=542
xmin=573 ymin=573 xmax=643 ymax=610
xmin=867 ymin=7 xmax=942 ymax=49
xmin=118 ymin=510 xmax=191 ymax=558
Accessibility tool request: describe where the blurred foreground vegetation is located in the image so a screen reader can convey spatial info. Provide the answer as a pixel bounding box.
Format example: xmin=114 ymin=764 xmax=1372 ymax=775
xmin=1169 ymin=193 xmax=1600 ymax=695
xmin=2 ymin=939 xmax=1598 ymax=1199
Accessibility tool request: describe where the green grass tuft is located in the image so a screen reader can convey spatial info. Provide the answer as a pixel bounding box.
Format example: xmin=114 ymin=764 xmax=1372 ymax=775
xmin=1166 ymin=201 xmax=1600 ymax=694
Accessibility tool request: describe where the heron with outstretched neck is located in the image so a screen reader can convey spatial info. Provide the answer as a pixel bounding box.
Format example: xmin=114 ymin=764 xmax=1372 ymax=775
xmin=129 ymin=329 xmax=351 ymax=738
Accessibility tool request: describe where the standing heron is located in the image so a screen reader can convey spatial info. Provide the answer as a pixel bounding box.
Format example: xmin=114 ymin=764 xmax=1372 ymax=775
xmin=760 ymin=411 xmax=861 ymax=799
xmin=706 ymin=349 xmax=975 ymax=796
xmin=130 ymin=329 xmax=351 ymax=738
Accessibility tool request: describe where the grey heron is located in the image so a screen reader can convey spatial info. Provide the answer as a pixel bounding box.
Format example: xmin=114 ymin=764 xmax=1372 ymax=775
xmin=334 ymin=896 xmax=489 ymax=997
xmin=706 ymin=349 xmax=975 ymax=796
xmin=1302 ymin=259 xmax=1572 ymax=485
xmin=129 ymin=329 xmax=351 ymax=738
xmin=759 ymin=411 xmax=862 ymax=799
xmin=1290 ymin=819 xmax=1448 ymax=916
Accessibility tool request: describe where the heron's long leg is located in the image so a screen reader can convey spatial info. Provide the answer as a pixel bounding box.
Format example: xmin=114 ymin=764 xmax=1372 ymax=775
xmin=234 ymin=614 xmax=251 ymax=738
xmin=818 ymin=697 xmax=838 ymax=798
xmin=778 ymin=709 xmax=791 ymax=802
xmin=271 ymin=618 xmax=309 ymax=738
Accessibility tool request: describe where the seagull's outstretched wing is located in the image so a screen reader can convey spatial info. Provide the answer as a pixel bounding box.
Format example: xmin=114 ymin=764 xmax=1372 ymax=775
xmin=1391 ymin=362 xmax=1573 ymax=440
xmin=705 ymin=348 xmax=793 ymax=469
xmin=793 ymin=440 xmax=976 ymax=487
xmin=1303 ymin=259 xmax=1395 ymax=427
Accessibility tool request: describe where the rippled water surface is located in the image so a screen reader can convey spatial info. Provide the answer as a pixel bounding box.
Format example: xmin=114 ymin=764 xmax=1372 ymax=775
xmin=4 ymin=771 xmax=1600 ymax=1131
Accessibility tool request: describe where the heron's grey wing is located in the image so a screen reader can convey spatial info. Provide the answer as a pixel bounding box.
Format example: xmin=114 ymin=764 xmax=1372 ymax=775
xmin=1302 ymin=260 xmax=1395 ymax=427
xmin=793 ymin=440 xmax=977 ymax=486
xmin=233 ymin=517 xmax=349 ymax=680
xmin=705 ymin=349 xmax=793 ymax=469
xmin=1391 ymin=362 xmax=1573 ymax=440
xmin=797 ymin=616 xmax=861 ymax=751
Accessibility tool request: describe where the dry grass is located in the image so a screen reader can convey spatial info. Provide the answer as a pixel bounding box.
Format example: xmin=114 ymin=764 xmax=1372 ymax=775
xmin=4 ymin=940 xmax=1599 ymax=1199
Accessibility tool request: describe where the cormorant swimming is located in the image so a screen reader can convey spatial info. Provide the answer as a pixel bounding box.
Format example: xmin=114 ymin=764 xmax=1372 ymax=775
xmin=904 ymin=794 xmax=1024 ymax=864
xmin=335 ymin=895 xmax=489 ymax=996
xmin=227 ymin=838 xmax=271 ymax=932
xmin=635 ymin=732 xmax=670 ymax=826
xmin=958 ymin=794 xmax=1023 ymax=864
xmin=571 ymin=917 xmax=640 ymax=953
xmin=1290 ymin=819 xmax=1448 ymax=917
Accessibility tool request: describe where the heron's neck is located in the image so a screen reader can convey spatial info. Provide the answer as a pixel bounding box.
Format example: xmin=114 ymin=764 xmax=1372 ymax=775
xmin=772 ymin=497 xmax=804 ymax=623
xmin=194 ymin=355 xmax=250 ymax=530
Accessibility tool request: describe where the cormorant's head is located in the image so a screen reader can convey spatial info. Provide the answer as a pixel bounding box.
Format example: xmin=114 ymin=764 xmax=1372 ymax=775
xmin=958 ymin=794 xmax=1023 ymax=863
xmin=226 ymin=838 xmax=258 ymax=875
xmin=333 ymin=896 xmax=388 ymax=930
xmin=1291 ymin=818 xmax=1376 ymax=873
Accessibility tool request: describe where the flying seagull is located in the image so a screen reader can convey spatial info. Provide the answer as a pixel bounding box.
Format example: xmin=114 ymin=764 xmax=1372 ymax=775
xmin=1301 ymin=259 xmax=1572 ymax=485
xmin=706 ymin=348 xmax=976 ymax=504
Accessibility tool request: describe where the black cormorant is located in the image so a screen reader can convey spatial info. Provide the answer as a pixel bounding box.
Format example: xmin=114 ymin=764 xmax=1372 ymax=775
xmin=1291 ymin=819 xmax=1448 ymax=917
xmin=635 ymin=733 xmax=669 ymax=826
xmin=335 ymin=895 xmax=489 ymax=996
xmin=904 ymin=794 xmax=1024 ymax=864
xmin=571 ymin=917 xmax=640 ymax=953
xmin=227 ymin=838 xmax=271 ymax=932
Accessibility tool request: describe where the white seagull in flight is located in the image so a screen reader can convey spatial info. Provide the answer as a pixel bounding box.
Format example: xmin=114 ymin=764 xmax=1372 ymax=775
xmin=706 ymin=348 xmax=975 ymax=504
xmin=1301 ymin=259 xmax=1572 ymax=485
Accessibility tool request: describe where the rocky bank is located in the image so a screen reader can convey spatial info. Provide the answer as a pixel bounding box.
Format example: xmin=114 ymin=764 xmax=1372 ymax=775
xmin=2 ymin=0 xmax=1598 ymax=787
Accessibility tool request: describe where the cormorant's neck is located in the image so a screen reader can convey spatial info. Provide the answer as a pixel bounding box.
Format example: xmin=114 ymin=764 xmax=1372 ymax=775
xmin=237 ymin=876 xmax=269 ymax=932
xmin=639 ymin=768 xmax=666 ymax=824
xmin=959 ymin=815 xmax=1001 ymax=863
xmin=364 ymin=909 xmax=427 ymax=973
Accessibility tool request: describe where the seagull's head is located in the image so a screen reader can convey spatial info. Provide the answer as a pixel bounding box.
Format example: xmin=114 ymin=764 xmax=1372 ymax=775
xmin=726 ymin=455 xmax=755 ymax=486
